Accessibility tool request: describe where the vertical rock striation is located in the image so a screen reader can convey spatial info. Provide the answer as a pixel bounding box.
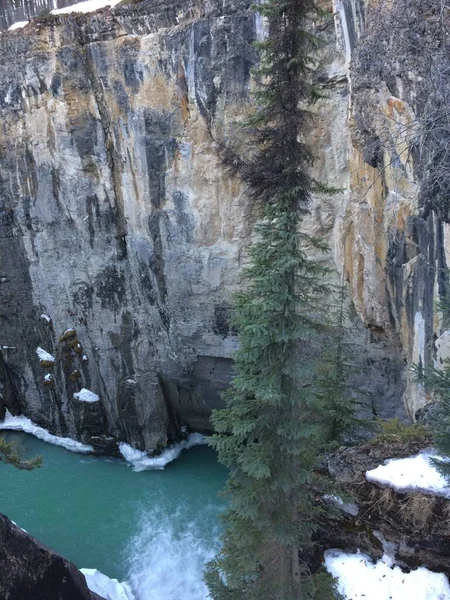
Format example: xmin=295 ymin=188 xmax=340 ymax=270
xmin=0 ymin=0 xmax=255 ymax=453
xmin=1 ymin=0 xmax=447 ymax=453
xmin=332 ymin=0 xmax=450 ymax=417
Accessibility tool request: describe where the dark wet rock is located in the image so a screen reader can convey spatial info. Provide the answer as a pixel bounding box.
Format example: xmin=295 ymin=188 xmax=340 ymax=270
xmin=0 ymin=512 xmax=104 ymax=600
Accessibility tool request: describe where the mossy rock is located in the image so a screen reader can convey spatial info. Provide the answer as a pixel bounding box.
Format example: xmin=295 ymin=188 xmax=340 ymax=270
xmin=68 ymin=370 xmax=81 ymax=381
xmin=59 ymin=329 xmax=77 ymax=343
xmin=40 ymin=359 xmax=55 ymax=368
xmin=33 ymin=8 xmax=59 ymax=23
xmin=370 ymin=418 xmax=430 ymax=446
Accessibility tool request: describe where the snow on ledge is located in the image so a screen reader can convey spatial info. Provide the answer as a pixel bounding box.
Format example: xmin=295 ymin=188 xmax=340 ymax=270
xmin=8 ymin=20 xmax=29 ymax=30
xmin=36 ymin=347 xmax=55 ymax=363
xmin=73 ymin=388 xmax=100 ymax=403
xmin=81 ymin=568 xmax=135 ymax=600
xmin=0 ymin=410 xmax=93 ymax=453
xmin=324 ymin=549 xmax=450 ymax=600
xmin=365 ymin=450 xmax=450 ymax=498
xmin=119 ymin=433 xmax=208 ymax=472
xmin=51 ymin=0 xmax=121 ymax=15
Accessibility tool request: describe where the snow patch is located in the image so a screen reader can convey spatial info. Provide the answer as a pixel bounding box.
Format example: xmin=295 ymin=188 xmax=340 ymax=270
xmin=61 ymin=328 xmax=76 ymax=336
xmin=36 ymin=347 xmax=55 ymax=363
xmin=8 ymin=20 xmax=29 ymax=30
xmin=81 ymin=569 xmax=134 ymax=600
xmin=44 ymin=374 xmax=53 ymax=382
xmin=366 ymin=450 xmax=450 ymax=498
xmin=11 ymin=520 xmax=27 ymax=534
xmin=40 ymin=314 xmax=51 ymax=322
xmin=323 ymin=494 xmax=359 ymax=516
xmin=73 ymin=388 xmax=100 ymax=403
xmin=51 ymin=0 xmax=121 ymax=15
xmin=0 ymin=410 xmax=93 ymax=453
xmin=324 ymin=549 xmax=450 ymax=600
xmin=119 ymin=433 xmax=208 ymax=471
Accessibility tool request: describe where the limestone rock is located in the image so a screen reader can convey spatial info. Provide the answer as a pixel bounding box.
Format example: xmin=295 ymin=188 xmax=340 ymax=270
xmin=332 ymin=0 xmax=450 ymax=418
xmin=1 ymin=0 xmax=449 ymax=454
xmin=0 ymin=0 xmax=254 ymax=453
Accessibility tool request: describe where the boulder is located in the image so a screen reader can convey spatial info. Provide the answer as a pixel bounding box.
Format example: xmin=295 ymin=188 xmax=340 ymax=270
xmin=0 ymin=512 xmax=104 ymax=600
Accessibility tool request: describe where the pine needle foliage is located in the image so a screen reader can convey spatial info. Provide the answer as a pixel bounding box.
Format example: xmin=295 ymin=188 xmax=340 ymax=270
xmin=0 ymin=436 xmax=42 ymax=470
xmin=412 ymin=271 xmax=450 ymax=477
xmin=415 ymin=361 xmax=450 ymax=478
xmin=313 ymin=283 xmax=372 ymax=448
xmin=205 ymin=1 xmax=344 ymax=598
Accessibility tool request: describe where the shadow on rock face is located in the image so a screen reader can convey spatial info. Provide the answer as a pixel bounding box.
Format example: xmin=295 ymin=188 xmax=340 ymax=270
xmin=0 ymin=513 xmax=104 ymax=600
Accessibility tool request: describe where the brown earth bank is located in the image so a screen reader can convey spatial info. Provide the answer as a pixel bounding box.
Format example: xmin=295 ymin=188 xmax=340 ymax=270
xmin=311 ymin=432 xmax=450 ymax=578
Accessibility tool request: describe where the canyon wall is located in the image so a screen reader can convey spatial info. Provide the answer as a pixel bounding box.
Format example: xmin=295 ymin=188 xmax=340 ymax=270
xmin=333 ymin=0 xmax=450 ymax=418
xmin=0 ymin=0 xmax=254 ymax=453
xmin=0 ymin=0 xmax=447 ymax=454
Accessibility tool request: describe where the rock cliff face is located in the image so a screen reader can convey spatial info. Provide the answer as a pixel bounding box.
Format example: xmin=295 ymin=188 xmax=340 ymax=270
xmin=0 ymin=0 xmax=254 ymax=453
xmin=0 ymin=512 xmax=103 ymax=600
xmin=0 ymin=0 xmax=447 ymax=454
xmin=333 ymin=0 xmax=450 ymax=418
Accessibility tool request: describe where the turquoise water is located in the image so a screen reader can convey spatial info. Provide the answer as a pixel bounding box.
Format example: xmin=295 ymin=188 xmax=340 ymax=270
xmin=0 ymin=431 xmax=227 ymax=600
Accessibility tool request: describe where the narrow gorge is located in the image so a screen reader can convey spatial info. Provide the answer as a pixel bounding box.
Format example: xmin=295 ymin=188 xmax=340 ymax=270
xmin=1 ymin=0 xmax=441 ymax=456
xmin=1 ymin=0 xmax=450 ymax=598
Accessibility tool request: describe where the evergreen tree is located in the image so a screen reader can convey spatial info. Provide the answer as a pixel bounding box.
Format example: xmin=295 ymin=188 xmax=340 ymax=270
xmin=205 ymin=1 xmax=346 ymax=597
xmin=414 ymin=272 xmax=450 ymax=477
xmin=416 ymin=361 xmax=450 ymax=477
xmin=314 ymin=283 xmax=371 ymax=448
xmin=0 ymin=436 xmax=42 ymax=470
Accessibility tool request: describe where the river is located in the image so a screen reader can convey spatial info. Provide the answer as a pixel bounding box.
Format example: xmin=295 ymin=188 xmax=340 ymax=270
xmin=0 ymin=431 xmax=227 ymax=600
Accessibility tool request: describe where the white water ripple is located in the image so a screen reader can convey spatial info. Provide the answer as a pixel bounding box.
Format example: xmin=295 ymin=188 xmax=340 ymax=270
xmin=119 ymin=434 xmax=208 ymax=472
xmin=125 ymin=511 xmax=219 ymax=600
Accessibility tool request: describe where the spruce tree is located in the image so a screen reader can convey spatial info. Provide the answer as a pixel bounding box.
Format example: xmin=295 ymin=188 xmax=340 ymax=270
xmin=417 ymin=362 xmax=450 ymax=477
xmin=205 ymin=1 xmax=344 ymax=597
xmin=314 ymin=283 xmax=371 ymax=448
xmin=414 ymin=273 xmax=450 ymax=477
